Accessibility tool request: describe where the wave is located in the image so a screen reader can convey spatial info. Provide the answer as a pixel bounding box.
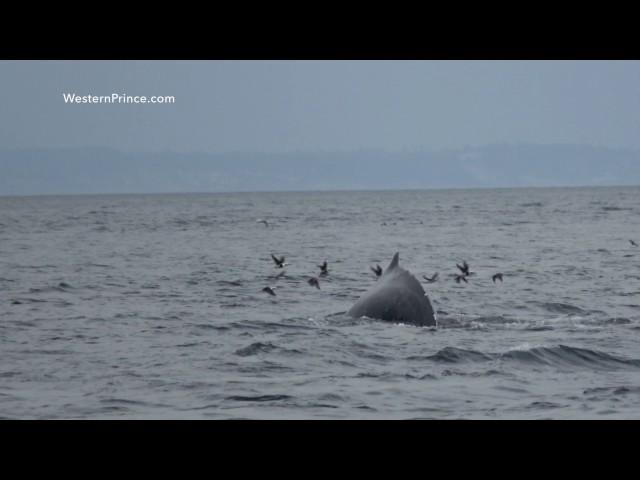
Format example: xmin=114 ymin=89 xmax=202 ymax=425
xmin=501 ymin=344 xmax=640 ymax=370
xmin=226 ymin=394 xmax=292 ymax=402
xmin=234 ymin=341 xmax=305 ymax=357
xmin=583 ymin=385 xmax=640 ymax=397
xmin=420 ymin=344 xmax=640 ymax=370
xmin=216 ymin=280 xmax=243 ymax=287
xmin=28 ymin=282 xmax=73 ymax=293
xmin=601 ymin=206 xmax=632 ymax=211
xmin=422 ymin=347 xmax=494 ymax=363
xmin=235 ymin=342 xmax=277 ymax=356
xmin=535 ymin=302 xmax=587 ymax=315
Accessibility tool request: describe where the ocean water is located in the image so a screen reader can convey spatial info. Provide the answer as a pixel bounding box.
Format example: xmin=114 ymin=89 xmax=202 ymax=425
xmin=1 ymin=186 xmax=640 ymax=419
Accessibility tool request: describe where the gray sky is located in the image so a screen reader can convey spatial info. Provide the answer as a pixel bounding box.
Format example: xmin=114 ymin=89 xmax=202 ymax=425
xmin=1 ymin=60 xmax=640 ymax=153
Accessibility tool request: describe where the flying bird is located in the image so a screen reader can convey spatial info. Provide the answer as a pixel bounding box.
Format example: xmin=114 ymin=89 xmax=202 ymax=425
xmin=454 ymin=274 xmax=468 ymax=284
xmin=423 ymin=273 xmax=439 ymax=283
xmin=271 ymin=254 xmax=287 ymax=268
xmin=370 ymin=265 xmax=383 ymax=277
xmin=308 ymin=277 xmax=321 ymax=289
xmin=630 ymin=240 xmax=638 ymax=247
xmin=456 ymin=261 xmax=470 ymax=276
xmin=256 ymin=219 xmax=269 ymax=227
xmin=318 ymin=261 xmax=329 ymax=275
xmin=492 ymin=273 xmax=503 ymax=283
xmin=262 ymin=286 xmax=277 ymax=296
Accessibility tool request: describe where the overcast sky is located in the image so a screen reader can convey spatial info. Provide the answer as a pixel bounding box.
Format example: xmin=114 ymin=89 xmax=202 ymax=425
xmin=1 ymin=60 xmax=640 ymax=153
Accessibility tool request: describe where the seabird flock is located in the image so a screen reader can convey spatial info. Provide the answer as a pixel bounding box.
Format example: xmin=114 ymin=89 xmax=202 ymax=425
xmin=262 ymin=254 xmax=504 ymax=296
xmin=263 ymin=252 xmax=328 ymax=295
xmin=258 ymin=220 xmax=638 ymax=297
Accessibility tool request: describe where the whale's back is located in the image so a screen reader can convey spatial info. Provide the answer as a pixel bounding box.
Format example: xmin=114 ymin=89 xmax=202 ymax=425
xmin=348 ymin=253 xmax=436 ymax=326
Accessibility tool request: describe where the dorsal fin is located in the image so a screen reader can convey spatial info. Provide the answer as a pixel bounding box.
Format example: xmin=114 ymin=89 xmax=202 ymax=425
xmin=385 ymin=252 xmax=400 ymax=273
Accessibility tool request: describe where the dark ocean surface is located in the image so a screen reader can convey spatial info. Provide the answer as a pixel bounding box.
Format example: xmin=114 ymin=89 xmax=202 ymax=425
xmin=1 ymin=186 xmax=640 ymax=419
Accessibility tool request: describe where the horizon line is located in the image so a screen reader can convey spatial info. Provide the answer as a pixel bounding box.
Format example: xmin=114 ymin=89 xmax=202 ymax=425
xmin=2 ymin=183 xmax=639 ymax=199
xmin=2 ymin=141 xmax=640 ymax=157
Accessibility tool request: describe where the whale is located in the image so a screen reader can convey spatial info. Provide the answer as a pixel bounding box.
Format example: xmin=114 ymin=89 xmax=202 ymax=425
xmin=348 ymin=252 xmax=436 ymax=327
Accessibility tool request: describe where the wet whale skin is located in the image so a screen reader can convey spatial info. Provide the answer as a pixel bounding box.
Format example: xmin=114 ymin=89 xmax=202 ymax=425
xmin=348 ymin=253 xmax=436 ymax=327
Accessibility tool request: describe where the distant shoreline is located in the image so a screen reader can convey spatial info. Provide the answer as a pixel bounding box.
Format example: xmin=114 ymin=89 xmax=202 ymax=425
xmin=2 ymin=144 xmax=640 ymax=196
xmin=1 ymin=184 xmax=639 ymax=199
